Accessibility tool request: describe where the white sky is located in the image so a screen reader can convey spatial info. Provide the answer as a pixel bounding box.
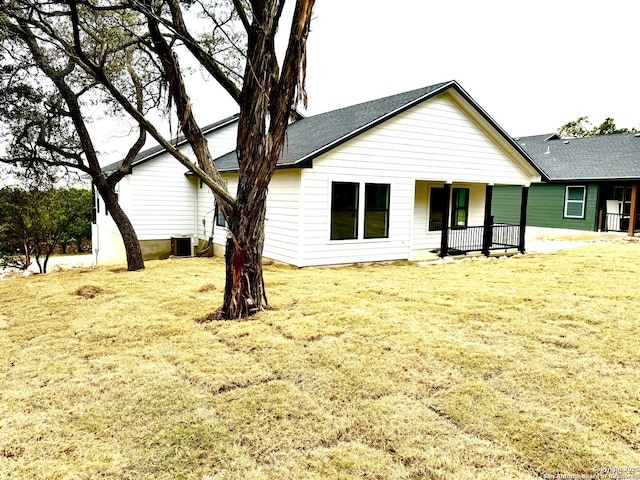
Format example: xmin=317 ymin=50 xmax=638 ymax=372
xmin=302 ymin=0 xmax=640 ymax=137
xmin=99 ymin=0 xmax=640 ymax=160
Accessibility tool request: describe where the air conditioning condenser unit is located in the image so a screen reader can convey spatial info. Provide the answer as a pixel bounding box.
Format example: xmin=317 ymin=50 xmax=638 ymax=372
xmin=171 ymin=236 xmax=192 ymax=257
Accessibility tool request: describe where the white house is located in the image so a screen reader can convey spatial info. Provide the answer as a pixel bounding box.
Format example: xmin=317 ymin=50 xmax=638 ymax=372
xmin=93 ymin=80 xmax=544 ymax=267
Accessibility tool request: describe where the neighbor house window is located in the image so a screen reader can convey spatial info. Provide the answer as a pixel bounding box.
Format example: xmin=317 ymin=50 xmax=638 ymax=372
xmin=429 ymin=187 xmax=446 ymax=231
xmin=215 ymin=203 xmax=228 ymax=228
xmin=451 ymin=188 xmax=469 ymax=229
xmin=364 ymin=183 xmax=390 ymax=238
xmin=331 ymin=182 xmax=359 ymax=240
xmin=564 ymin=186 xmax=586 ymax=218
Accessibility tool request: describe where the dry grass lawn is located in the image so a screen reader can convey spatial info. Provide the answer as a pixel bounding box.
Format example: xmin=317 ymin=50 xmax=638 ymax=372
xmin=1 ymin=242 xmax=639 ymax=479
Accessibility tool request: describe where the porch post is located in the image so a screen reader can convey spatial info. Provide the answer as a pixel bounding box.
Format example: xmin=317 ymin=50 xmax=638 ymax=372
xmin=439 ymin=182 xmax=452 ymax=257
xmin=482 ymin=183 xmax=494 ymax=256
xmin=518 ymin=185 xmax=530 ymax=253
xmin=628 ymin=182 xmax=638 ymax=236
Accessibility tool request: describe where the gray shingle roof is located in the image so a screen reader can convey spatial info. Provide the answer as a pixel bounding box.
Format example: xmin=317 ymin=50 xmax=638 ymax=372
xmin=516 ymin=133 xmax=640 ymax=181
xmin=100 ymin=113 xmax=240 ymax=174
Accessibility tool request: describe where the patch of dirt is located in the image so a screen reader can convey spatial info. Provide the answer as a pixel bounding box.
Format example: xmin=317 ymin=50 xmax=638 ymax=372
xmin=108 ymin=267 xmax=129 ymax=274
xmin=195 ymin=310 xmax=225 ymax=323
xmin=74 ymin=285 xmax=107 ymax=299
xmin=197 ymin=283 xmax=217 ymax=293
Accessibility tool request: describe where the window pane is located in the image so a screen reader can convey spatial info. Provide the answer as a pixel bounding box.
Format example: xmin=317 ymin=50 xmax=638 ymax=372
xmin=215 ymin=204 xmax=227 ymax=228
xmin=364 ymin=184 xmax=390 ymax=238
xmin=331 ymin=211 xmax=358 ymax=239
xmin=567 ymin=187 xmax=585 ymax=201
xmin=455 ymin=188 xmax=468 ymax=208
xmin=333 ymin=182 xmax=358 ymax=210
xmin=331 ymin=182 xmax=358 ymax=240
xmin=429 ymin=187 xmax=446 ymax=231
xmin=566 ymin=202 xmax=584 ymax=217
xmin=451 ymin=188 xmax=469 ymax=229
xmin=454 ymin=209 xmax=467 ymax=227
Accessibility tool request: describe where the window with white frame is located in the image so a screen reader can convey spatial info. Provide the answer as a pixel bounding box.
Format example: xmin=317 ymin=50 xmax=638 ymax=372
xmin=564 ymin=186 xmax=586 ymax=218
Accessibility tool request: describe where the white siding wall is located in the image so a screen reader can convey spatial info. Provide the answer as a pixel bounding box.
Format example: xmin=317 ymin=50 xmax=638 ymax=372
xmin=93 ymin=122 xmax=238 ymax=264
xmin=196 ymin=183 xmax=216 ymax=240
xmin=262 ymin=170 xmax=302 ymax=265
xmin=209 ymin=171 xmax=302 ymax=265
xmin=299 ymin=172 xmax=414 ymax=266
xmin=93 ymin=177 xmax=130 ymax=265
xmin=95 ymin=91 xmax=536 ymax=267
xmin=125 ymin=155 xmax=197 ymax=240
xmin=296 ymin=92 xmax=531 ymax=266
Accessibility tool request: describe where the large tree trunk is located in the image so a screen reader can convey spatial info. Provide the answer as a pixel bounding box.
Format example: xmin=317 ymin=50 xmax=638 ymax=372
xmin=96 ymin=184 xmax=145 ymax=271
xmin=219 ymin=0 xmax=314 ymax=319
xmin=139 ymin=0 xmax=314 ymax=319
xmin=222 ymin=194 xmax=269 ymax=319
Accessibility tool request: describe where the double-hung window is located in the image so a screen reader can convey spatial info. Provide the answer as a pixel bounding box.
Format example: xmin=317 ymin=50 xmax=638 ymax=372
xmin=330 ymin=182 xmax=390 ymax=240
xmin=564 ymin=186 xmax=586 ymax=218
xmin=429 ymin=187 xmax=446 ymax=231
xmin=364 ymin=183 xmax=390 ymax=238
xmin=451 ymin=188 xmax=469 ymax=229
xmin=331 ymin=182 xmax=359 ymax=240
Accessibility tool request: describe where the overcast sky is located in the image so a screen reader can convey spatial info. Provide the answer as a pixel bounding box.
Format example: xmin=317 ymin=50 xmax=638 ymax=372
xmin=300 ymin=0 xmax=640 ymax=137
xmin=96 ymin=0 xmax=640 ymax=161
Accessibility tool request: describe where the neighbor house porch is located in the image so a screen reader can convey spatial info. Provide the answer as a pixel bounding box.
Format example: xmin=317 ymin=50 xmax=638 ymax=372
xmin=598 ymin=182 xmax=640 ymax=235
xmin=411 ymin=180 xmax=529 ymax=259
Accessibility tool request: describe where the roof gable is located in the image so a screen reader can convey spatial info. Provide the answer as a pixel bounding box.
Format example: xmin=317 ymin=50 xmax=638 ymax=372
xmin=215 ymin=81 xmax=454 ymax=171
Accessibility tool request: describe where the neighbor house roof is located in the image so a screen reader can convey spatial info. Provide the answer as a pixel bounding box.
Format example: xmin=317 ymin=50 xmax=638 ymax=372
xmin=215 ymin=80 xmax=542 ymax=176
xmin=516 ymin=133 xmax=640 ymax=181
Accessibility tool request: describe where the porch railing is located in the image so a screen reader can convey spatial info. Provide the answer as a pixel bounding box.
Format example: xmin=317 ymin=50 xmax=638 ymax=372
xmin=601 ymin=213 xmax=640 ymax=233
xmin=447 ymin=223 xmax=520 ymax=255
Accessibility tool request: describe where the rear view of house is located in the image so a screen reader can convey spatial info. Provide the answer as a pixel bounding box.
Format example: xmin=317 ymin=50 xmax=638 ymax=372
xmin=93 ymin=81 xmax=543 ymax=267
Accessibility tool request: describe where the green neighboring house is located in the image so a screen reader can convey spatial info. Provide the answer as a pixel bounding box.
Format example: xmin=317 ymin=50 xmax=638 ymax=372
xmin=493 ymin=132 xmax=640 ymax=235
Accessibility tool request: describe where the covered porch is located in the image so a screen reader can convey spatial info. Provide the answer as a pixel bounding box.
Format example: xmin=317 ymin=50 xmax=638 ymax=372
xmin=598 ymin=182 xmax=640 ymax=235
xmin=411 ymin=180 xmax=529 ymax=259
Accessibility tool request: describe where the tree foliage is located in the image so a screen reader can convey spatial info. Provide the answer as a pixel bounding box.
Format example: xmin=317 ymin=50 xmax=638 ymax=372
xmin=558 ymin=116 xmax=637 ymax=137
xmin=0 ymin=187 xmax=92 ymax=272
xmin=0 ymin=1 xmax=149 ymax=271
